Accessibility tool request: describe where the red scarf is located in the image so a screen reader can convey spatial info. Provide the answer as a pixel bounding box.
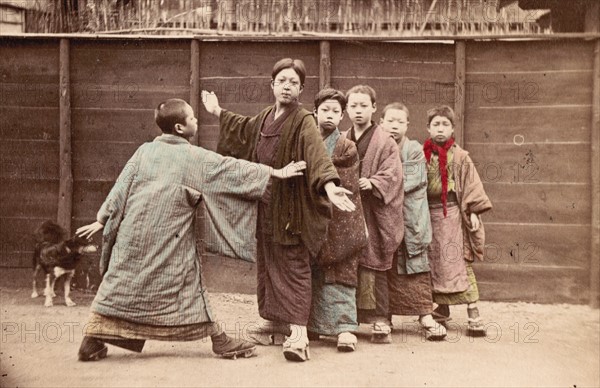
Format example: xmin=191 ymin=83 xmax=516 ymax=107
xmin=424 ymin=138 xmax=455 ymax=217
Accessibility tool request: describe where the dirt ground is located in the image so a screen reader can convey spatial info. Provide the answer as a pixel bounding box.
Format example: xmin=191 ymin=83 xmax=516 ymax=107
xmin=1 ymin=287 xmax=598 ymax=388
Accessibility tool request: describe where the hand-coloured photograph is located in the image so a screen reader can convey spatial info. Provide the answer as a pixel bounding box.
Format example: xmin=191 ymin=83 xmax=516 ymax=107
xmin=1 ymin=1 xmax=599 ymax=387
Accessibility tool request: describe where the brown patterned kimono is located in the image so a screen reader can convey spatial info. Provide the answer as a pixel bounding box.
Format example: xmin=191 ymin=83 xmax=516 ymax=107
xmin=219 ymin=105 xmax=339 ymax=325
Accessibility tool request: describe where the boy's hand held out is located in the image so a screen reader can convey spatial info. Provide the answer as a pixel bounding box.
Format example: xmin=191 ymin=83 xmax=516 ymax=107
xmin=469 ymin=213 xmax=480 ymax=231
xmin=201 ymin=90 xmax=222 ymax=117
xmin=76 ymin=221 xmax=104 ymax=239
xmin=324 ymin=182 xmax=356 ymax=212
xmin=358 ymin=177 xmax=373 ymax=191
xmin=272 ymin=161 xmax=307 ymax=179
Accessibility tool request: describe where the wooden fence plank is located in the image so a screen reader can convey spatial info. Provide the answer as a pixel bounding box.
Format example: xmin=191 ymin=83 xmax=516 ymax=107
xmin=0 ymin=180 xmax=59 ymax=219
xmin=476 ymin=263 xmax=588 ymax=304
xmin=72 ymin=181 xmax=113 ymax=221
xmin=72 ymin=141 xmax=141 ymax=181
xmin=0 ymin=40 xmax=59 ymax=84
xmin=331 ymin=41 xmax=455 ymax=78
xmin=465 ymin=72 xmax=592 ymax=108
xmin=466 ymin=41 xmax=594 ymax=73
xmin=320 ymin=40 xmax=331 ymax=89
xmin=0 ymin=83 xmax=59 ymax=108
xmin=0 ymin=217 xmax=47 ymax=268
xmin=71 ymin=85 xmax=190 ymax=110
xmin=467 ymin=143 xmax=590 ymax=184
xmin=70 ymin=40 xmax=190 ymax=86
xmin=72 ymin=108 xmax=159 ymax=142
xmin=190 ymin=39 xmax=200 ymax=146
xmin=464 ymin=106 xmax=591 ymax=144
xmin=481 ymin=224 xmax=589 ymax=269
xmin=0 ymin=140 xmax=59 ymax=180
xmin=198 ymin=42 xmax=320 ymax=78
xmin=483 ymin=183 xmax=590 ymax=225
xmin=0 ymin=107 xmax=60 ymax=140
xmin=590 ymin=39 xmax=600 ymax=308
xmin=58 ymin=39 xmax=73 ymax=233
xmin=454 ymin=40 xmax=466 ymax=146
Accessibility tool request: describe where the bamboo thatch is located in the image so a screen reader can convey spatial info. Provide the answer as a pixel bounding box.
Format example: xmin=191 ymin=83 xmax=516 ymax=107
xmin=22 ymin=0 xmax=549 ymax=35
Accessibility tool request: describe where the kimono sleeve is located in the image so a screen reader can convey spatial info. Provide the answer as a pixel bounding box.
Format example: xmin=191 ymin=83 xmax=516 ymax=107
xmin=217 ymin=109 xmax=263 ymax=160
xmin=403 ymin=141 xmax=427 ymax=194
xmin=459 ymin=154 xmax=492 ymax=215
xmin=96 ymin=147 xmax=141 ymax=225
xmin=191 ymin=146 xmax=271 ymax=200
xmin=191 ymin=147 xmax=271 ymax=262
xmin=370 ymin=138 xmax=402 ymax=205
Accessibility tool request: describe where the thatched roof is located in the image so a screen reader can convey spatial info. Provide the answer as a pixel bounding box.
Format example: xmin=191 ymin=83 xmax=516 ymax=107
xmin=0 ymin=0 xmax=45 ymax=11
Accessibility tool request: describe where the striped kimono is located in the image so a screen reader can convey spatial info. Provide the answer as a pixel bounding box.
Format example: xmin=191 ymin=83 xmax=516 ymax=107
xmin=89 ymin=134 xmax=271 ymax=333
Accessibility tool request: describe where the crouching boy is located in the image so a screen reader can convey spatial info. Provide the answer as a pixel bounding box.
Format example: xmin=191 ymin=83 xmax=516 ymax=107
xmin=76 ymin=99 xmax=306 ymax=361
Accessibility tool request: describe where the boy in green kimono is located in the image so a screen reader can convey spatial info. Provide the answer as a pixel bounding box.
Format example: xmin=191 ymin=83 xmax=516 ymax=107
xmin=307 ymin=88 xmax=367 ymax=352
xmin=76 ymin=98 xmax=306 ymax=361
xmin=380 ymin=102 xmax=446 ymax=341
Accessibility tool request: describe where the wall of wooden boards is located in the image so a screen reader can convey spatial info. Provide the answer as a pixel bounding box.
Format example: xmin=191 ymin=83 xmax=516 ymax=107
xmin=1 ymin=37 xmax=598 ymax=306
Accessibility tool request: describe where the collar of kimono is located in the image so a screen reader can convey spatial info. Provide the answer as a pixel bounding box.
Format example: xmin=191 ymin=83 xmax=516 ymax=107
xmin=423 ymin=137 xmax=455 ymax=217
xmin=154 ymin=134 xmax=190 ymax=145
xmin=323 ymin=128 xmax=341 ymax=157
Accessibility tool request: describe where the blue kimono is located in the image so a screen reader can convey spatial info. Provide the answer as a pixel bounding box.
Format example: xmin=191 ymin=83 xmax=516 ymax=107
xmin=93 ymin=134 xmax=270 ymax=326
xmin=396 ymin=137 xmax=432 ymax=275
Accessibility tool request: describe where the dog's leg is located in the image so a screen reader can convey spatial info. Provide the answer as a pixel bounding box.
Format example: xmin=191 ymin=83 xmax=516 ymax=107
xmin=44 ymin=274 xmax=53 ymax=307
xmin=64 ymin=272 xmax=76 ymax=307
xmin=50 ymin=276 xmax=57 ymax=298
xmin=31 ymin=265 xmax=40 ymax=298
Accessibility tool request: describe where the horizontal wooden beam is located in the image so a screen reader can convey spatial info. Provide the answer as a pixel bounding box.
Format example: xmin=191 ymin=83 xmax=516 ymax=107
xmin=1 ymin=32 xmax=600 ymax=42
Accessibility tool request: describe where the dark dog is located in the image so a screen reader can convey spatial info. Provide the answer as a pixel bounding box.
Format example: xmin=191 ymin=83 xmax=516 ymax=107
xmin=31 ymin=221 xmax=97 ymax=307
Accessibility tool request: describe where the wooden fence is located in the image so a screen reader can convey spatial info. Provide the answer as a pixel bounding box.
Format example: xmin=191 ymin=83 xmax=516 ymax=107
xmin=0 ymin=34 xmax=598 ymax=306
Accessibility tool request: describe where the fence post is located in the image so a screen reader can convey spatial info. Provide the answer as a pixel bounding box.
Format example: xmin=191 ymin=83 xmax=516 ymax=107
xmin=190 ymin=39 xmax=201 ymax=146
xmin=591 ymin=39 xmax=600 ymax=309
xmin=319 ymin=41 xmax=331 ymax=90
xmin=58 ymin=38 xmax=73 ymax=234
xmin=454 ymin=40 xmax=466 ymax=147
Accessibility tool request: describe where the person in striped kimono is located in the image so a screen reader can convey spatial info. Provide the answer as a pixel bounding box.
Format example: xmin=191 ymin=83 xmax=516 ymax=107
xmin=75 ymin=98 xmax=306 ymax=361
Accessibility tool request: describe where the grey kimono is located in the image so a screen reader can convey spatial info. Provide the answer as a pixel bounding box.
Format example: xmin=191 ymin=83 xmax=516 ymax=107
xmin=397 ymin=137 xmax=432 ymax=275
xmin=92 ymin=134 xmax=270 ymax=326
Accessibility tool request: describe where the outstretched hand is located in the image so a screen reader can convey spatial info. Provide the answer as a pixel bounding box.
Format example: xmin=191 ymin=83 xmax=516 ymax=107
xmin=272 ymin=161 xmax=307 ymax=179
xmin=76 ymin=221 xmax=104 ymax=239
xmin=325 ymin=184 xmax=356 ymax=212
xmin=201 ymin=90 xmax=222 ymax=117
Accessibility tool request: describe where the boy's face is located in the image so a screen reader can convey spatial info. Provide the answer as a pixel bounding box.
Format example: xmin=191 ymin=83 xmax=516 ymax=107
xmin=314 ymin=99 xmax=344 ymax=137
xmin=271 ymin=68 xmax=303 ymax=106
xmin=427 ymin=115 xmax=454 ymax=144
xmin=346 ymin=93 xmax=376 ymax=127
xmin=175 ymin=104 xmax=198 ymax=139
xmin=380 ymin=108 xmax=409 ymax=142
